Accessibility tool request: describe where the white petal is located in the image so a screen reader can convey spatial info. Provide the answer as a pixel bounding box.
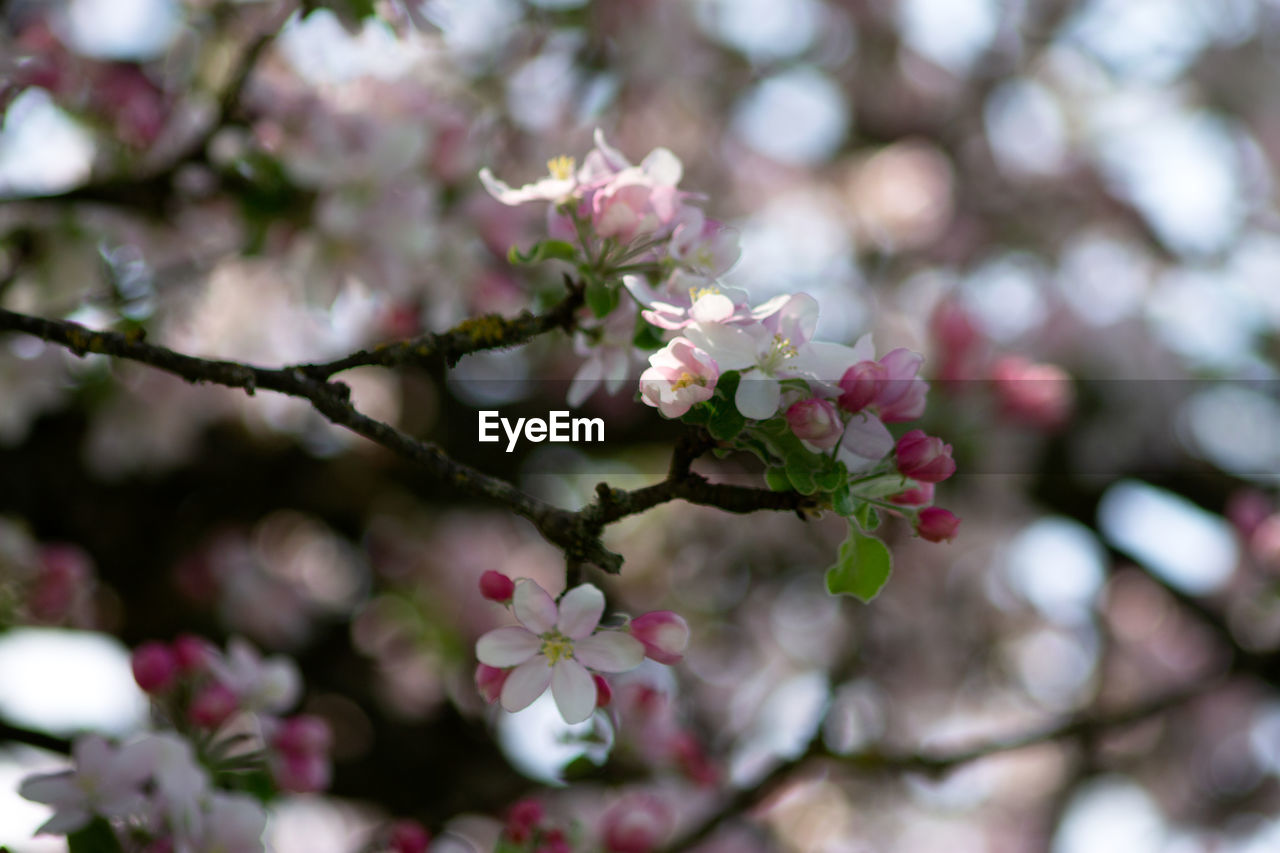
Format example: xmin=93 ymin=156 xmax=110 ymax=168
xmin=557 ymin=584 xmax=605 ymax=639
xmin=550 ymin=660 xmax=597 ymax=724
xmin=574 ymin=631 xmax=645 ymax=672
xmin=849 ymin=332 xmax=876 ymax=362
xmin=683 ymin=323 xmax=760 ymax=371
xmin=593 ymin=128 xmax=632 ymax=171
xmin=500 ymin=657 xmax=552 ymax=713
xmin=736 ymin=376 xmax=781 ymax=419
xmin=36 ymin=808 xmax=92 ymax=836
xmin=568 ymin=357 xmax=604 ymax=408
xmin=690 ymin=293 xmax=735 ymax=324
xmin=476 ymin=627 xmax=542 ymax=667
xmin=794 ymin=341 xmax=868 ymax=386
xmin=18 ymin=772 xmax=77 ymax=806
xmin=640 ymin=147 xmax=683 ymax=186
xmin=840 ymin=414 xmax=895 ymax=460
xmin=513 ymin=579 xmax=558 ymax=634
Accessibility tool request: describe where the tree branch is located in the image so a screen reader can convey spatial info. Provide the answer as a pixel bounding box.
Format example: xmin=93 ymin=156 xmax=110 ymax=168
xmin=0 ymin=297 xmax=818 ymax=575
xmin=665 ymin=682 xmax=1205 ymax=852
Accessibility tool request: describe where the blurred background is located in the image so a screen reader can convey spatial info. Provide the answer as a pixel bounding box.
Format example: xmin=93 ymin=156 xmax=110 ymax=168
xmin=4 ymin=0 xmax=1280 ymax=850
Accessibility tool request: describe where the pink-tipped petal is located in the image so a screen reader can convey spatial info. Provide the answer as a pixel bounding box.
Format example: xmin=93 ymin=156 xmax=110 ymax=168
xmin=513 ymin=580 xmax=558 ymax=634
xmin=550 ymin=660 xmax=597 ymax=724
xmin=557 ymin=584 xmax=605 ymax=639
xmin=476 ymin=627 xmax=542 ymax=667
xmin=574 ymin=631 xmax=645 ymax=673
xmin=500 ymin=657 xmax=552 ymax=713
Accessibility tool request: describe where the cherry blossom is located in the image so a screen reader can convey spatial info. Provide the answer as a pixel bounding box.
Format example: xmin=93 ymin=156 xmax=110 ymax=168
xmin=639 ymin=337 xmax=720 ymax=418
xmin=18 ymin=735 xmax=153 ymax=835
xmin=475 ymin=580 xmax=645 ymax=724
xmin=207 ymin=637 xmax=302 ymax=714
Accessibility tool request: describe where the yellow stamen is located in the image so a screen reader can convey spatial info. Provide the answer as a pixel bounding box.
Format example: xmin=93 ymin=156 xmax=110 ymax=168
xmin=547 ymin=156 xmax=576 ymax=181
xmin=688 ymin=285 xmax=721 ymax=303
xmin=541 ymin=634 xmax=574 ymax=665
xmin=671 ymin=371 xmax=703 ymax=391
xmin=773 ymin=334 xmax=798 ymax=359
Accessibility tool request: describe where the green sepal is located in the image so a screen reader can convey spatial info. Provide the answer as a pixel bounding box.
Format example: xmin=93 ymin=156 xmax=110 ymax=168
xmin=825 ymin=524 xmax=893 ymax=602
xmin=507 ymin=239 xmax=579 ymax=266
xmin=814 ymin=465 xmax=845 ymax=493
xmin=585 ymin=280 xmax=620 ymax=317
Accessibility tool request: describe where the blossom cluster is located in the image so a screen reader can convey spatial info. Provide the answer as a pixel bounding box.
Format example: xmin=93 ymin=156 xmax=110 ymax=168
xmin=481 ymin=132 xmax=962 ymax=600
xmin=18 ymin=636 xmax=346 ymax=852
xmin=474 ymin=572 xmax=689 ymax=725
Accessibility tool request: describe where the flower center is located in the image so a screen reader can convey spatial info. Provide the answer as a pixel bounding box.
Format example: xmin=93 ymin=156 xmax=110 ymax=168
xmin=541 ymin=633 xmax=575 ymax=665
xmin=688 ymin=285 xmax=720 ymax=304
xmin=547 ymin=156 xmax=575 ymax=181
xmin=671 ymin=370 xmax=704 ymax=391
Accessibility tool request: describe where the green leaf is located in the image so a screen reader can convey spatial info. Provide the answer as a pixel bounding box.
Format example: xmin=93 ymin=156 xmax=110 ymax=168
xmin=68 ymin=818 xmax=125 ymax=853
xmin=825 ymin=526 xmax=893 ymax=602
xmin=814 ymin=465 xmax=844 ymax=493
xmin=507 ymin=239 xmax=579 ymax=266
xmin=584 ymin=280 xmax=620 ymax=317
xmin=682 ymin=402 xmax=711 ymax=426
xmin=707 ymin=401 xmax=746 ymax=441
xmin=786 ymin=466 xmax=817 ymax=495
xmin=764 ymin=467 xmax=792 ymax=491
xmin=853 ymin=502 xmax=881 ymax=532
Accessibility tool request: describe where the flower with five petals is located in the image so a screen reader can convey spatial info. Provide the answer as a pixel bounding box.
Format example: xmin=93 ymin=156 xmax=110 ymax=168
xmin=476 ymin=581 xmax=645 ymax=724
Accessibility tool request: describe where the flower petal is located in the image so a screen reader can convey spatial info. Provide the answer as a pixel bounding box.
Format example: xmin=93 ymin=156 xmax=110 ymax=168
xmin=500 ymin=657 xmax=552 ymax=713
xmin=36 ymin=807 xmax=92 ymax=836
xmin=513 ymin=579 xmax=558 ymax=634
xmin=735 ymin=375 xmax=781 ymax=420
xmin=550 ymin=660 xmax=597 ymax=724
xmin=18 ymin=772 xmax=77 ymax=806
xmin=476 ymin=627 xmax=542 ymax=667
xmin=574 ymin=631 xmax=645 ymax=673
xmin=840 ymin=414 xmax=895 ymax=460
xmin=557 ymin=584 xmax=605 ymax=639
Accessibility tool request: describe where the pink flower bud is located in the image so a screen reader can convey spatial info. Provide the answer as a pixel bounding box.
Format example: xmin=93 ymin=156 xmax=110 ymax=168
xmin=189 ymin=683 xmax=239 ymax=729
xmin=538 ymin=828 xmax=571 ymax=853
xmin=991 ymin=356 xmax=1072 ymax=428
xmin=593 ymin=674 xmax=613 ymax=708
xmin=28 ymin=544 xmax=91 ymax=622
xmin=171 ymin=634 xmax=213 ymax=674
xmin=505 ymin=799 xmax=545 ymax=843
xmin=629 ymin=611 xmax=690 ymax=665
xmin=476 ymin=664 xmax=510 ymax=704
xmin=479 ymin=571 xmax=516 ymax=602
xmin=895 ymin=430 xmax=956 ymax=483
xmin=273 ymin=715 xmax=332 ymax=758
xmin=838 ymin=361 xmax=884 ymax=413
xmin=131 ymin=641 xmax=179 ymax=694
xmin=668 ymin=731 xmax=718 ymax=786
xmin=1227 ymin=490 xmax=1273 ymax=540
xmin=916 ymin=507 xmax=961 ymax=543
xmin=602 ymin=796 xmax=671 ymax=853
xmin=272 ymin=751 xmax=332 ymax=793
xmin=888 ymin=481 xmax=934 ymax=507
xmin=784 ymin=399 xmax=843 ymax=449
xmin=387 ymin=820 xmax=431 ymax=853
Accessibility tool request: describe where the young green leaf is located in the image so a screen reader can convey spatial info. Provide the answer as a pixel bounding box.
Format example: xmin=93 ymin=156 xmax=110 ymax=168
xmin=825 ymin=525 xmax=893 ymax=602
xmin=765 ymin=467 xmax=792 ymax=491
